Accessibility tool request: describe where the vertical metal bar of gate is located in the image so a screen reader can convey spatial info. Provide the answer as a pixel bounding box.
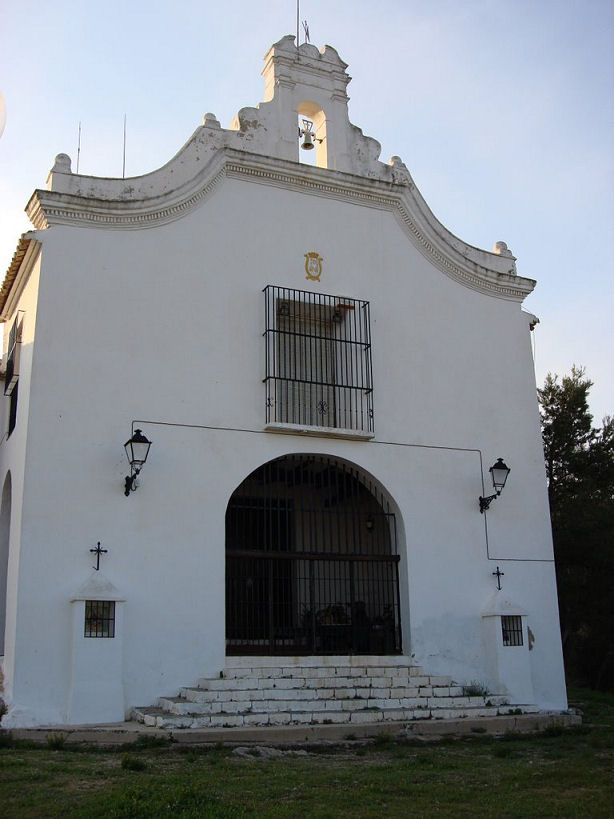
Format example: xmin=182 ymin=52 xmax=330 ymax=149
xmin=309 ymin=559 xmax=316 ymax=652
xmin=349 ymin=560 xmax=356 ymax=652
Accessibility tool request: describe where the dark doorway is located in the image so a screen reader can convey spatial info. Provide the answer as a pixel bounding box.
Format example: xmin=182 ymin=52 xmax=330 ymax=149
xmin=225 ymin=455 xmax=402 ymax=655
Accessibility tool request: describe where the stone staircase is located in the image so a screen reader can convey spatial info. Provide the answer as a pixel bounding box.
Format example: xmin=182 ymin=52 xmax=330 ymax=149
xmin=133 ymin=657 xmax=536 ymax=730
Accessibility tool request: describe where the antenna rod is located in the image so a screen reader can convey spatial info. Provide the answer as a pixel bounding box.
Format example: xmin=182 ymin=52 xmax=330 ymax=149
xmin=76 ymin=122 xmax=81 ymax=174
xmin=122 ymin=114 xmax=127 ymax=179
xmin=296 ymin=0 xmax=299 ymax=49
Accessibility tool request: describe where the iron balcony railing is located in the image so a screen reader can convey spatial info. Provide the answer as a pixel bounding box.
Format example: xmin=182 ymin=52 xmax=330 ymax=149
xmin=263 ymin=286 xmax=374 ymax=434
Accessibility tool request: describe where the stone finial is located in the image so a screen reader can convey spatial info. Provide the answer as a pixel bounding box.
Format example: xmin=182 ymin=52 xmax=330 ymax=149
xmin=493 ymin=240 xmax=512 ymax=257
xmin=46 ymin=153 xmax=73 ymax=191
xmin=389 ymin=156 xmax=412 ymax=184
xmin=202 ymin=113 xmax=220 ymax=129
xmin=51 ymin=153 xmax=72 ymax=174
xmin=493 ymin=241 xmax=517 ymax=275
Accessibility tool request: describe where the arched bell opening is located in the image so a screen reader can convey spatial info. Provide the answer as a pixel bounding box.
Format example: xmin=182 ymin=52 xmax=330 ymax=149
xmin=225 ymin=454 xmax=402 ymax=656
xmin=297 ymin=101 xmax=328 ymax=168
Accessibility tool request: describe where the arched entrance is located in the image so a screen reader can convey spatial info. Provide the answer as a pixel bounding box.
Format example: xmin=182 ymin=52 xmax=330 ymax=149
xmin=225 ymin=454 xmax=402 ymax=655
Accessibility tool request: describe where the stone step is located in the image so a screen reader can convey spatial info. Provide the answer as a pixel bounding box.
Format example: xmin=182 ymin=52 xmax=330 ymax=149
xmin=189 ymin=676 xmax=455 ymax=695
xmin=132 ymin=702 xmax=511 ymax=731
xmin=133 ymin=658 xmax=532 ymax=732
xmin=498 ymin=703 xmax=540 ymax=715
xmin=224 ymin=655 xmax=420 ymax=670
xmin=220 ymin=665 xmax=433 ymax=681
xmin=158 ymin=692 xmax=508 ymax=717
xmin=176 ymin=685 xmax=484 ymax=707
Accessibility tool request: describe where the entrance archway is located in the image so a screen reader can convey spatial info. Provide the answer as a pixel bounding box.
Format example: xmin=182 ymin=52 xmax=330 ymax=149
xmin=225 ymin=454 xmax=402 ymax=655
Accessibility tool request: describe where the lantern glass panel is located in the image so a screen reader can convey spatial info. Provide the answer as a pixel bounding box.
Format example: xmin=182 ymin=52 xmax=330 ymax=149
xmin=490 ymin=459 xmax=510 ymax=493
xmin=124 ymin=430 xmax=151 ymax=468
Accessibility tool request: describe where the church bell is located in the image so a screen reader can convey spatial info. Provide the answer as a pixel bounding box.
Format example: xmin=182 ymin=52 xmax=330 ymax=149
xmin=300 ymin=118 xmax=315 ymax=150
xmin=301 ymin=130 xmax=315 ymax=150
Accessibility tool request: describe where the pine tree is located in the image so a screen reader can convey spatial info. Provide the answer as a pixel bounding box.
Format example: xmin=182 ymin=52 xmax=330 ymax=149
xmin=538 ymin=367 xmax=614 ymax=690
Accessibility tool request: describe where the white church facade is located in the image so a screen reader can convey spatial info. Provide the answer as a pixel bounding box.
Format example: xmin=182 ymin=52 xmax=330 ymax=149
xmin=0 ymin=36 xmax=567 ymax=728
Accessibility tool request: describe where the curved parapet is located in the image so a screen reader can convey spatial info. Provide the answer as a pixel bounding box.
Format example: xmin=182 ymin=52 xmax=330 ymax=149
xmin=24 ymin=35 xmax=533 ymax=303
xmin=28 ymin=146 xmax=532 ymax=301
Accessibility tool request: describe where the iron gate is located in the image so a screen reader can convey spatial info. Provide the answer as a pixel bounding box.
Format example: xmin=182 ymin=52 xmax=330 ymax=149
xmin=225 ymin=455 xmax=402 ymax=655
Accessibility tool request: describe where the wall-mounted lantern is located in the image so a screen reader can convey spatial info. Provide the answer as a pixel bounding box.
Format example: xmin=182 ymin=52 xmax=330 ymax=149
xmin=479 ymin=458 xmax=510 ymax=513
xmin=124 ymin=429 xmax=152 ymax=497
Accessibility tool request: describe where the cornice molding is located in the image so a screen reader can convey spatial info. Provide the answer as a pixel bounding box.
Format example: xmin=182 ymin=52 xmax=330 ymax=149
xmin=26 ymin=149 xmax=535 ymax=302
xmin=27 ymin=158 xmax=228 ymax=233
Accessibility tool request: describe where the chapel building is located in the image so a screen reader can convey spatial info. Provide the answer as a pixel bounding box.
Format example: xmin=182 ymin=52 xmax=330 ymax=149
xmin=0 ymin=36 xmax=567 ymax=728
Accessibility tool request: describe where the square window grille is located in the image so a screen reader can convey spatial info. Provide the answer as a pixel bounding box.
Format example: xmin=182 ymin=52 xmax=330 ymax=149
xmin=263 ymin=286 xmax=374 ymax=433
xmin=84 ymin=600 xmax=115 ymax=638
xmin=501 ymin=615 xmax=523 ymax=646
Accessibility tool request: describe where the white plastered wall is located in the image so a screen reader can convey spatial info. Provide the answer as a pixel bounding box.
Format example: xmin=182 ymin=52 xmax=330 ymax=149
xmin=0 ymin=167 xmax=567 ymax=726
xmin=0 ymin=251 xmax=42 ymax=720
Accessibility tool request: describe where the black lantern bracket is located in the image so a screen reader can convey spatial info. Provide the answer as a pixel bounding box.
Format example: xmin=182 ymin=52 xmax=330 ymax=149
xmin=479 ymin=458 xmax=510 ymax=513
xmin=124 ymin=428 xmax=152 ymax=497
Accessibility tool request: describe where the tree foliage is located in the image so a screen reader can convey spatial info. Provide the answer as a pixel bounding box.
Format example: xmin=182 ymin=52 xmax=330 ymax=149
xmin=538 ymin=367 xmax=614 ymax=691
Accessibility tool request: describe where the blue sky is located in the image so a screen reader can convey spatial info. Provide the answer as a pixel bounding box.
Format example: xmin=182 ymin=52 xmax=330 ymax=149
xmin=1 ymin=0 xmax=612 ymax=420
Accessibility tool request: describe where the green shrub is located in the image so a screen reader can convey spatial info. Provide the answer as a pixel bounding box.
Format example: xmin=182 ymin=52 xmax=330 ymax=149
xmin=46 ymin=733 xmax=67 ymax=750
xmin=462 ymin=681 xmax=490 ymax=697
xmin=121 ymin=754 xmax=147 ymax=771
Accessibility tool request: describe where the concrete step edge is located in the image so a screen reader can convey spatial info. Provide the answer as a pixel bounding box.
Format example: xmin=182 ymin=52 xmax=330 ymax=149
xmin=183 ymin=683 xmax=460 ymax=700
xmin=133 ymin=703 xmax=521 ymax=730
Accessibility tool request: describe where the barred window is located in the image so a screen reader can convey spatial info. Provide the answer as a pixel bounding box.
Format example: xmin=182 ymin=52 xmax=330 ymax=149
xmin=4 ymin=312 xmax=22 ymax=397
xmin=501 ymin=615 xmax=523 ymax=646
xmin=264 ymin=286 xmax=373 ymax=434
xmin=8 ymin=381 xmax=18 ymax=438
xmin=84 ymin=601 xmax=115 ymax=638
xmin=5 ymin=312 xmax=23 ymax=438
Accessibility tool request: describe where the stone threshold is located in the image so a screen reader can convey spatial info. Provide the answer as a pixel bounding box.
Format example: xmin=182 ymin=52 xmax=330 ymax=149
xmin=4 ymin=712 xmax=581 ymax=747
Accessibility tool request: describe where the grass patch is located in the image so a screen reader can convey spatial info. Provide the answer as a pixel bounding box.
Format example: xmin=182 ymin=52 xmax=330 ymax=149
xmin=462 ymin=680 xmax=490 ymax=697
xmin=0 ymin=687 xmax=611 ymax=817
xmin=120 ymin=754 xmax=148 ymax=771
xmin=46 ymin=733 xmax=68 ymax=751
xmin=130 ymin=733 xmax=173 ymax=750
xmin=371 ymin=732 xmax=392 ymax=747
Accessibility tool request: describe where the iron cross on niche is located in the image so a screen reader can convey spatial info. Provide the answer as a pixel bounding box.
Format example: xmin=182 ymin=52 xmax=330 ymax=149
xmin=90 ymin=541 xmax=108 ymax=571
xmin=492 ymin=566 xmax=505 ymax=590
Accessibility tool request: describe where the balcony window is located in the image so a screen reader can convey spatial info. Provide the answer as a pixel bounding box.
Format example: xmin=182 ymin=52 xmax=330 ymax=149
xmin=264 ymin=286 xmax=373 ymax=435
